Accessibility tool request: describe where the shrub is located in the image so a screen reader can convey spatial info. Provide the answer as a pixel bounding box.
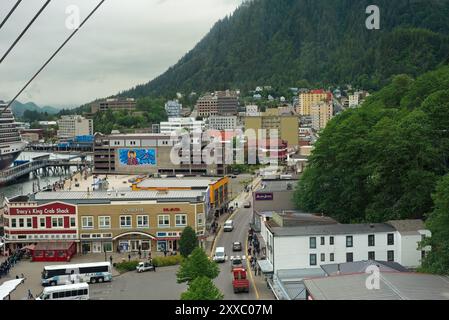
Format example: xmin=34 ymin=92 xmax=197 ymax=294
xmin=152 ymin=255 xmax=183 ymax=267
xmin=115 ymin=260 xmax=139 ymax=273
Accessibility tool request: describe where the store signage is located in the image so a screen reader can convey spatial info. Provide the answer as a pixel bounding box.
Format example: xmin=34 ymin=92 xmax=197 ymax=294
xmin=8 ymin=202 xmax=76 ymax=215
xmin=255 ymin=193 xmax=274 ymax=201
xmin=163 ymin=208 xmax=181 ymax=212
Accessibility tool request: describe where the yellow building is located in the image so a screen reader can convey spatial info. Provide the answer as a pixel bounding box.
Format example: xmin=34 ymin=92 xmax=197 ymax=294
xmin=244 ymin=114 xmax=299 ymax=147
xmin=131 ymin=177 xmax=230 ymax=216
xmin=298 ymin=90 xmax=330 ymax=116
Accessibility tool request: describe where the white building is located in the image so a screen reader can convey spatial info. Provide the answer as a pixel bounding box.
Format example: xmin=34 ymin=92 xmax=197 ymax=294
xmin=246 ymin=105 xmax=260 ymax=116
xmin=57 ymin=115 xmax=93 ymax=139
xmin=207 ymin=116 xmax=238 ymax=130
xmin=165 ymin=100 xmax=183 ymax=118
xmin=348 ymin=91 xmax=370 ymax=108
xmin=159 ymin=117 xmax=205 ymax=134
xmin=260 ymin=216 xmax=430 ymax=272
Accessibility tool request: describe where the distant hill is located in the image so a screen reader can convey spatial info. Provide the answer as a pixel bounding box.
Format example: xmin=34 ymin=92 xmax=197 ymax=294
xmin=118 ymin=0 xmax=449 ymax=98
xmin=10 ymin=101 xmax=59 ymax=117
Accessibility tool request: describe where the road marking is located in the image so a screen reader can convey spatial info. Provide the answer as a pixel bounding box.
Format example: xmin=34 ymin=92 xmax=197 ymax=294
xmin=245 ymin=235 xmax=260 ymax=300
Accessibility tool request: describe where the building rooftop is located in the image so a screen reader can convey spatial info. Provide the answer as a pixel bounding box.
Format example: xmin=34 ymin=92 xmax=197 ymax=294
xmin=32 ymin=190 xmax=206 ymax=204
xmin=267 ymin=211 xmax=338 ymax=229
xmin=320 ymin=260 xmax=409 ymax=276
xmin=257 ymin=180 xmax=298 ymax=192
xmin=135 ymin=177 xmax=223 ymax=189
xmin=386 ymin=220 xmax=425 ymax=235
xmin=304 ymin=272 xmax=449 ymax=300
xmin=268 ymin=222 xmax=395 ymax=237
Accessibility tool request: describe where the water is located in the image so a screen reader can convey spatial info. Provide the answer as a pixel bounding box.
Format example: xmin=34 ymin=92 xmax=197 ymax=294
xmin=0 ymin=152 xmax=81 ymax=206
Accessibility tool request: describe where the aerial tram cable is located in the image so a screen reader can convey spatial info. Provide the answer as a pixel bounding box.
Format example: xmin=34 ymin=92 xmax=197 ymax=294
xmin=0 ymin=0 xmax=51 ymax=64
xmin=1 ymin=0 xmax=106 ymax=115
xmin=0 ymin=0 xmax=23 ymax=31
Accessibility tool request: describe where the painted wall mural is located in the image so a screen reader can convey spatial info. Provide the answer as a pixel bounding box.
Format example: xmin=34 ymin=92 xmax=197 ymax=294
xmin=118 ymin=149 xmax=157 ymax=166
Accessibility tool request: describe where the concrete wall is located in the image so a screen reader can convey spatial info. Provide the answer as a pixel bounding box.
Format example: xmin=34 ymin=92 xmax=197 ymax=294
xmin=253 ymin=190 xmax=296 ymax=213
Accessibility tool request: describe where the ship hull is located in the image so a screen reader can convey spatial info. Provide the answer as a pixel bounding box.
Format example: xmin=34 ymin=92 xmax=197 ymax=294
xmin=0 ymin=151 xmax=21 ymax=170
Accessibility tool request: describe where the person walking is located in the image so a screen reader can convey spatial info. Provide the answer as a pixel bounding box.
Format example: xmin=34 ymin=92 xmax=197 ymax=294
xmin=128 ymin=254 xmax=131 ymax=262
xmin=163 ymin=249 xmax=167 ymax=257
xmin=109 ymin=255 xmax=113 ymax=265
xmin=28 ymin=289 xmax=33 ymax=300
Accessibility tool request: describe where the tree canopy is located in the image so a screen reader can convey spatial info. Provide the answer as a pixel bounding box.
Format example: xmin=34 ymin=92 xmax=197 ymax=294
xmin=176 ymin=247 xmax=219 ymax=284
xmin=178 ymin=226 xmax=199 ymax=258
xmin=180 ymin=276 xmax=224 ymax=300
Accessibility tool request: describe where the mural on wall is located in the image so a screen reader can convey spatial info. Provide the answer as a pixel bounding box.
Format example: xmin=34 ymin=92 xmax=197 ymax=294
xmin=119 ymin=149 xmax=157 ymax=166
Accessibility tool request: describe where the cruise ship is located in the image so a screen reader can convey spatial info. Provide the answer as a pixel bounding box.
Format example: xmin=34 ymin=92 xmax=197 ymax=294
xmin=0 ymin=102 xmax=26 ymax=170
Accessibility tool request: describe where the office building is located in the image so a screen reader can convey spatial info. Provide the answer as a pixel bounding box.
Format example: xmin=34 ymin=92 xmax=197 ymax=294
xmin=159 ymin=117 xmax=205 ymax=134
xmin=298 ymin=90 xmax=332 ymax=116
xmin=165 ymin=100 xmax=183 ymax=118
xmin=244 ymin=114 xmax=299 ymax=147
xmin=311 ymin=101 xmax=333 ymax=131
xmin=196 ymin=91 xmax=239 ymax=117
xmin=207 ymin=116 xmax=238 ymax=130
xmin=57 ymin=115 xmax=93 ymax=139
xmin=91 ymin=98 xmax=137 ymax=113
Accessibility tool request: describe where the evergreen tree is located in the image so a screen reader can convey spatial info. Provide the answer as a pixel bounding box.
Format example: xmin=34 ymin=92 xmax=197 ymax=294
xmin=179 ymin=226 xmax=198 ymax=258
xmin=180 ymin=276 xmax=224 ymax=300
xmin=176 ymin=247 xmax=219 ymax=284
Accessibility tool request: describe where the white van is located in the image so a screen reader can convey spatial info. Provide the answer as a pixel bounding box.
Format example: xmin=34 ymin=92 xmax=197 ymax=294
xmin=36 ymin=283 xmax=89 ymax=300
xmin=213 ymin=247 xmax=226 ymax=263
xmin=223 ymin=220 xmax=234 ymax=232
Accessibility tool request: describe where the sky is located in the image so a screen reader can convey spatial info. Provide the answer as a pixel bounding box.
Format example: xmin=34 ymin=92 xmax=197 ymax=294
xmin=0 ymin=0 xmax=243 ymax=108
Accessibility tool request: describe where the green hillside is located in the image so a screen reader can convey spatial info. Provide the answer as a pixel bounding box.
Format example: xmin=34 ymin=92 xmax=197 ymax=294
xmin=119 ymin=0 xmax=449 ymax=98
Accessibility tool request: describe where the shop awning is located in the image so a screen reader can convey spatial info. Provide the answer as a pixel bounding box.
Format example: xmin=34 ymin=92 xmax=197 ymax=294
xmin=21 ymin=244 xmax=36 ymax=251
xmin=258 ymin=259 xmax=274 ymax=274
xmin=0 ymin=278 xmax=24 ymax=300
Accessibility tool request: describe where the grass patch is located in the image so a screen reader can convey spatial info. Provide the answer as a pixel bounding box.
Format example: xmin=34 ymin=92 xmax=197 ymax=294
xmin=114 ymin=260 xmax=139 ymax=273
xmin=152 ymin=255 xmax=183 ymax=267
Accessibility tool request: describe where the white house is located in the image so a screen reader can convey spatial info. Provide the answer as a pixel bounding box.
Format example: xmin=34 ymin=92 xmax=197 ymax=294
xmin=261 ymin=216 xmax=430 ymax=273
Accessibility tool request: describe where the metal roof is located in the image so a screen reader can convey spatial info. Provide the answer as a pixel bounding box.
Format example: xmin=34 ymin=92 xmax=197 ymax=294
xmin=270 ymin=223 xmax=396 ymax=237
xmin=304 ymin=272 xmax=449 ymax=300
xmin=33 ymin=190 xmax=206 ymax=203
xmin=320 ymin=260 xmax=409 ymax=276
xmin=257 ymin=180 xmax=298 ymax=192
xmin=136 ymin=177 xmax=221 ymax=189
xmin=386 ymin=220 xmax=425 ymax=234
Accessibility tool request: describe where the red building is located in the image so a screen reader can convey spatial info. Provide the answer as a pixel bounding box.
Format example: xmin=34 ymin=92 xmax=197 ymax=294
xmin=3 ymin=198 xmax=78 ymax=261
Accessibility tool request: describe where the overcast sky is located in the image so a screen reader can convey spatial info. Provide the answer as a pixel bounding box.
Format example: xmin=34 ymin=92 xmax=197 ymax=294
xmin=0 ymin=0 xmax=243 ymax=108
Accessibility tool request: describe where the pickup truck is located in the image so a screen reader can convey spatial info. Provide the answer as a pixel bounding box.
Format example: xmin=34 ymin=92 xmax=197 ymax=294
xmin=136 ymin=262 xmax=155 ymax=273
xmin=232 ymin=267 xmax=249 ymax=293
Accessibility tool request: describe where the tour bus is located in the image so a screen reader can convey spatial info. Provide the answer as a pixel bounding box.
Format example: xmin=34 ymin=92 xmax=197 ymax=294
xmin=41 ymin=262 xmax=112 ymax=286
xmin=36 ymin=283 xmax=89 ymax=300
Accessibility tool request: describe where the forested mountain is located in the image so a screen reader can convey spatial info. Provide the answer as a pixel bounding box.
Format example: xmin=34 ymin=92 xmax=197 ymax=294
xmin=119 ymin=0 xmax=449 ymax=98
xmin=10 ymin=101 xmax=59 ymax=117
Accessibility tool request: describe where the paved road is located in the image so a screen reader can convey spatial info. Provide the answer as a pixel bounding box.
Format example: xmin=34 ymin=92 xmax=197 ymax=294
xmin=90 ymin=266 xmax=187 ymax=300
xmin=213 ymin=179 xmax=259 ymax=300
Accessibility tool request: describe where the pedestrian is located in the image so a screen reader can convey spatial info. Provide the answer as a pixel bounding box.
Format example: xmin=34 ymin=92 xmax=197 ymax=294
xmin=109 ymin=255 xmax=113 ymax=265
xmin=163 ymin=249 xmax=167 ymax=257
xmin=128 ymin=254 xmax=131 ymax=262
xmin=138 ymin=250 xmax=142 ymax=259
xmin=247 ymin=246 xmax=251 ymax=256
xmin=148 ymin=251 xmax=152 ymax=261
xmin=28 ymin=289 xmax=33 ymax=300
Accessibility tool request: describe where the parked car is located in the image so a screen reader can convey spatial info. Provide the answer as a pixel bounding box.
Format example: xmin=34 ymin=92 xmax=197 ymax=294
xmin=136 ymin=262 xmax=155 ymax=273
xmin=232 ymin=242 xmax=242 ymax=252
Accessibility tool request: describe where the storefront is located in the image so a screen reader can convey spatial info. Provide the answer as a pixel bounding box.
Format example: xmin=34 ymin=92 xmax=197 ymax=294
xmin=31 ymin=242 xmax=77 ymax=262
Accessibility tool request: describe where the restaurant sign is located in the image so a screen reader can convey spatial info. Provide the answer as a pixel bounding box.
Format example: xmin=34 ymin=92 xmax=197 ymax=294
xmin=8 ymin=202 xmax=76 ymax=215
xmin=255 ymin=193 xmax=274 ymax=201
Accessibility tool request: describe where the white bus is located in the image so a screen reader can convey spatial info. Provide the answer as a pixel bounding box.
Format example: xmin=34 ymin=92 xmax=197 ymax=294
xmin=36 ymin=283 xmax=89 ymax=300
xmin=41 ymin=262 xmax=112 ymax=286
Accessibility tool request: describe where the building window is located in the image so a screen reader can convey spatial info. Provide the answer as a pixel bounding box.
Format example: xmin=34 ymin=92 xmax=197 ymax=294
xmin=368 ymin=251 xmax=375 ymax=260
xmin=346 ymin=252 xmax=353 ymax=262
xmin=175 ymin=215 xmax=187 ymax=227
xmin=310 ymin=254 xmax=317 ymax=266
xmin=70 ymin=217 xmax=76 ymax=227
xmin=320 ymin=237 xmax=325 ymax=246
xmin=346 ymin=236 xmax=353 ymax=248
xmin=309 ymin=237 xmax=317 ymax=249
xmin=11 ymin=219 xmax=16 ymax=228
xmin=26 ymin=218 xmax=32 ymax=228
xmin=82 ymin=216 xmax=93 ymax=229
xmin=137 ymin=215 xmax=149 ymax=228
xmin=197 ymin=213 xmax=205 ymax=226
xmin=99 ymin=216 xmax=111 ymax=229
xmin=330 ymin=253 xmax=334 ymax=262
xmin=120 ymin=216 xmax=132 ymax=228
xmin=387 ymin=233 xmax=394 ymax=245
xmin=158 ymin=215 xmax=170 ymax=228
xmin=368 ymin=234 xmax=375 ymax=247
xmin=330 ymin=236 xmax=334 ymax=245
xmin=320 ymin=253 xmax=325 ymax=262
xmin=387 ymin=250 xmax=394 ymax=262
xmin=52 ymin=217 xmax=63 ymax=228
xmin=18 ymin=218 xmax=24 ymax=228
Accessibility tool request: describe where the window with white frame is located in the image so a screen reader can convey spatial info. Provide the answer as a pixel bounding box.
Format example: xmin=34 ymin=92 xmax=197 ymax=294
xmin=175 ymin=214 xmax=187 ymax=227
xmin=11 ymin=218 xmax=17 ymax=228
xmin=158 ymin=215 xmax=170 ymax=228
xmin=18 ymin=218 xmax=24 ymax=228
xmin=39 ymin=217 xmax=46 ymax=228
xmin=70 ymin=217 xmax=76 ymax=227
xmin=82 ymin=216 xmax=94 ymax=229
xmin=99 ymin=216 xmax=111 ymax=229
xmin=52 ymin=217 xmax=63 ymax=228
xmin=120 ymin=216 xmax=132 ymax=228
xmin=137 ymin=215 xmax=149 ymax=228
xmin=197 ymin=213 xmax=205 ymax=226
xmin=26 ymin=218 xmax=32 ymax=228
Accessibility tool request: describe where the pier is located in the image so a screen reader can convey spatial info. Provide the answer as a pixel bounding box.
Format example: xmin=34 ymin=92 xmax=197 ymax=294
xmin=0 ymin=155 xmax=92 ymax=185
